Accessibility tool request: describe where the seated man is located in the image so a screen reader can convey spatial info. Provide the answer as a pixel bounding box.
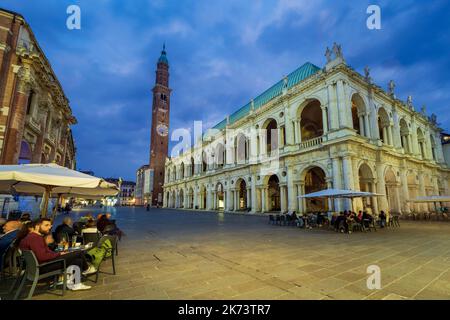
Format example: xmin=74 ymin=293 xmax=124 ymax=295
xmin=0 ymin=220 xmax=22 ymax=269
xmin=54 ymin=217 xmax=75 ymax=243
xmin=19 ymin=218 xmax=95 ymax=291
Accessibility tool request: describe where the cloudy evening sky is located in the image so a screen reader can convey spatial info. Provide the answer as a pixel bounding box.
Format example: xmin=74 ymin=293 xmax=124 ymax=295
xmin=2 ymin=0 xmax=450 ymax=180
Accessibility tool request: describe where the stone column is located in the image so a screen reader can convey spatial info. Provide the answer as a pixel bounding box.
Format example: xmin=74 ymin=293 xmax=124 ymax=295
xmin=234 ymin=189 xmax=239 ymax=211
xmin=296 ymin=184 xmax=303 ymax=214
xmin=261 ymin=188 xmax=266 ymax=213
xmin=255 ymin=187 xmax=262 ymax=212
xmin=359 ymin=115 xmax=365 ymax=136
xmin=226 ymin=188 xmax=233 ymax=211
xmin=280 ymin=185 xmax=287 ymax=213
xmin=184 ymin=191 xmax=189 ymax=208
xmin=286 ymin=120 xmax=295 ymax=146
xmin=207 ymin=188 xmax=212 ymax=210
xmin=212 ymin=191 xmax=217 ymax=210
xmin=327 ymin=179 xmax=333 ymax=211
xmin=295 ymin=120 xmax=301 ymax=143
xmin=259 ymin=130 xmax=266 ymax=157
xmin=408 ymin=135 xmax=413 ymax=154
xmin=411 ymin=119 xmax=419 ymax=156
xmin=418 ymin=173 xmax=428 ymax=213
xmin=394 ymin=186 xmax=402 ymax=214
xmin=336 ymin=80 xmax=348 ymax=128
xmin=193 ymin=188 xmax=198 ymax=209
xmin=388 ymin=125 xmax=394 ymax=146
xmin=163 ymin=191 xmax=167 ymax=207
xmin=342 ymin=156 xmax=355 ymax=210
xmin=400 ymin=170 xmax=410 ymax=214
xmin=287 ymin=166 xmax=296 ymax=212
xmin=246 ymin=187 xmax=251 ymax=210
xmin=321 ymin=106 xmax=329 ymax=135
xmin=332 ymin=157 xmax=343 ymax=211
xmin=300 ymin=183 xmax=307 ymax=213
xmin=376 ymin=164 xmax=389 ymax=212
xmin=327 ymin=83 xmax=339 ymax=130
xmin=371 ymin=182 xmax=379 ymax=215
xmin=251 ymin=175 xmax=257 ymax=212
xmin=364 ymin=113 xmax=371 ymax=138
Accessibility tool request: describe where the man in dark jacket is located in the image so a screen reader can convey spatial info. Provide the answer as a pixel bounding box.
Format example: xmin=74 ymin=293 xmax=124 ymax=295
xmin=54 ymin=217 xmax=75 ymax=243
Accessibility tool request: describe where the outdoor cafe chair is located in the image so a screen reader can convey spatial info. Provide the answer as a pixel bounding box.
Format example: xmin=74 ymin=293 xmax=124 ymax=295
xmin=362 ymin=219 xmax=377 ymax=232
xmin=91 ymin=235 xmax=118 ymax=283
xmin=14 ymin=250 xmax=66 ymax=300
xmin=82 ymin=231 xmax=102 ymax=247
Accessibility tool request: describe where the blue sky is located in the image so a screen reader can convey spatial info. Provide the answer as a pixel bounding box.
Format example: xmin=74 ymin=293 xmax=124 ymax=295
xmin=2 ymin=0 xmax=450 ymax=180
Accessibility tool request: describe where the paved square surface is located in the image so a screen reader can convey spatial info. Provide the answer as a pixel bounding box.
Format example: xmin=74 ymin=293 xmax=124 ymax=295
xmin=2 ymin=207 xmax=450 ymax=300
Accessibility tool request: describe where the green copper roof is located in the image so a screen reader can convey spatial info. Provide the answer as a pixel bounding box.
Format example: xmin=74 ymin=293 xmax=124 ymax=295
xmin=212 ymin=62 xmax=321 ymax=131
xmin=158 ymin=44 xmax=169 ymax=65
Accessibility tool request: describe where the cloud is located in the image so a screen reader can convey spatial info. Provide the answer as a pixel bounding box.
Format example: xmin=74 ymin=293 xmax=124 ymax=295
xmin=2 ymin=0 xmax=449 ymax=180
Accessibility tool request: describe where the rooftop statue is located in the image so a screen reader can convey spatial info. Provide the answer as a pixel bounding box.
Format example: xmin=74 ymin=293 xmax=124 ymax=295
xmin=364 ymin=66 xmax=371 ymax=83
xmin=388 ymin=80 xmax=395 ymax=96
xmin=421 ymin=105 xmax=427 ymax=115
xmin=407 ymin=95 xmax=413 ymax=109
xmin=332 ymin=42 xmax=343 ymax=59
xmin=325 ymin=47 xmax=332 ymax=63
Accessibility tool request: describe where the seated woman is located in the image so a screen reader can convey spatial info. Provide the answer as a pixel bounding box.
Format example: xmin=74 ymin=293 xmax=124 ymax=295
xmin=97 ymin=213 xmax=124 ymax=240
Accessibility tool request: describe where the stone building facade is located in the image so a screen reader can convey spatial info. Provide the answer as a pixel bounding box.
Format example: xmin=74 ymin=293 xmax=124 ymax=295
xmin=163 ymin=45 xmax=449 ymax=215
xmin=0 ymin=8 xmax=77 ymax=168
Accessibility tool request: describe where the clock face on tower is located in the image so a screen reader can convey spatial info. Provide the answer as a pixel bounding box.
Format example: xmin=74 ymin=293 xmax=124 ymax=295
xmin=156 ymin=123 xmax=169 ymax=137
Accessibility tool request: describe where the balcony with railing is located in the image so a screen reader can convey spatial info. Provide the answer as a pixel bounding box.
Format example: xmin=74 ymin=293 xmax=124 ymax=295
xmin=299 ymin=136 xmax=323 ymax=149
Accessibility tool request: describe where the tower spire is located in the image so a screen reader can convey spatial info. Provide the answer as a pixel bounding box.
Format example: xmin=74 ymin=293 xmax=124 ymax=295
xmin=158 ymin=42 xmax=168 ymax=65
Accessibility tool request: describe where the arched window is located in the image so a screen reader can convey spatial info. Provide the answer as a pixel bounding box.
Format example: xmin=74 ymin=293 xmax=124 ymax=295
xmin=417 ymin=128 xmax=426 ymax=159
xmin=18 ymin=141 xmax=32 ymax=164
xmin=202 ymin=152 xmax=208 ymax=172
xmin=400 ymin=119 xmax=411 ymax=153
xmin=264 ymin=119 xmax=278 ymax=155
xmin=216 ymin=143 xmax=225 ymax=169
xmin=351 ymin=94 xmax=368 ymax=137
xmin=180 ymin=162 xmax=185 ymax=179
xmin=190 ymin=157 xmax=195 ymax=176
xmin=300 ymin=100 xmax=323 ymax=141
xmin=378 ymin=108 xmax=391 ymax=145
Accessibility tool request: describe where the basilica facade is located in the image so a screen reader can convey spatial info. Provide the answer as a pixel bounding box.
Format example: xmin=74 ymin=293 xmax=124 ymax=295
xmin=163 ymin=45 xmax=449 ymax=215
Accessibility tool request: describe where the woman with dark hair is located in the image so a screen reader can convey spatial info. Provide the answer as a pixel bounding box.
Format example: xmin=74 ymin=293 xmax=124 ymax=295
xmin=14 ymin=219 xmax=38 ymax=248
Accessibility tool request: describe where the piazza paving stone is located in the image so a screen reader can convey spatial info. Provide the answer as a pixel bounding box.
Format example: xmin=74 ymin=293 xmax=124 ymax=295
xmin=1 ymin=206 xmax=450 ymax=300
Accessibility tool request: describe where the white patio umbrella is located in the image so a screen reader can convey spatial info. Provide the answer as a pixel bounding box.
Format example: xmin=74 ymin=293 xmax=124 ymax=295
xmin=298 ymin=188 xmax=384 ymax=212
xmin=298 ymin=188 xmax=383 ymax=199
xmin=408 ymin=195 xmax=450 ymax=213
xmin=408 ymin=196 xmax=450 ymax=203
xmin=0 ymin=163 xmax=119 ymax=218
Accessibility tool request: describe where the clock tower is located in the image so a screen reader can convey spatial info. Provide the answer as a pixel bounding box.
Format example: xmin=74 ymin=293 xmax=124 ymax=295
xmin=149 ymin=45 xmax=171 ymax=206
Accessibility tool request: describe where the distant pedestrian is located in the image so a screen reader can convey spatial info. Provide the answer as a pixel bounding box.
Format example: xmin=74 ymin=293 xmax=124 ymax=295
xmin=146 ymin=204 xmax=150 ymax=211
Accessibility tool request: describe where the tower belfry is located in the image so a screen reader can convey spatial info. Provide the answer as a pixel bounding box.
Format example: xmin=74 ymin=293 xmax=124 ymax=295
xmin=149 ymin=45 xmax=171 ymax=205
